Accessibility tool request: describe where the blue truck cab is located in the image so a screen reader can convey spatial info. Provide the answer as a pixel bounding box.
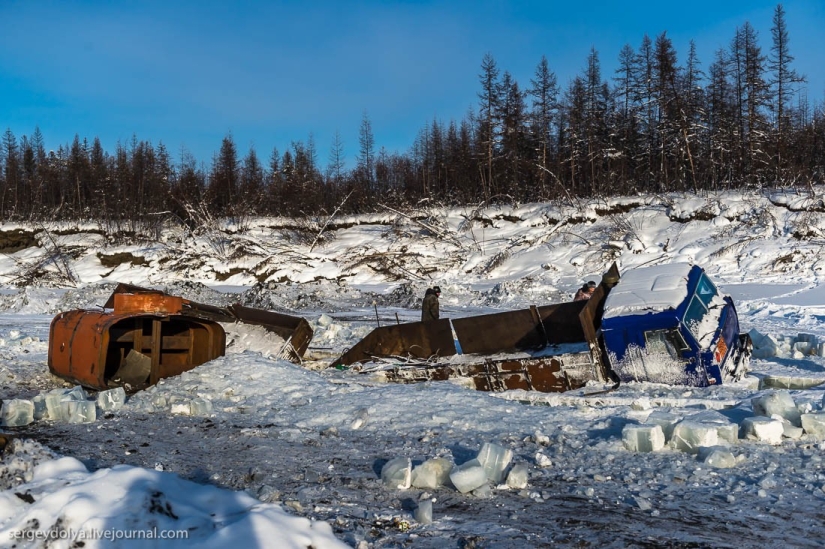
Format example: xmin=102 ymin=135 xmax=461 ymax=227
xmin=600 ymin=263 xmax=750 ymax=387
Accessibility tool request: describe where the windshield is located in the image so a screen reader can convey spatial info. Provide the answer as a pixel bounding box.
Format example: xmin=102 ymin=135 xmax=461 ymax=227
xmin=684 ymin=273 xmax=724 ymax=344
xmin=695 ymin=273 xmax=717 ymax=307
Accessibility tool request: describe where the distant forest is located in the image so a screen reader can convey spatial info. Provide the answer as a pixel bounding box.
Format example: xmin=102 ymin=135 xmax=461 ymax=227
xmin=1 ymin=5 xmax=823 ymax=226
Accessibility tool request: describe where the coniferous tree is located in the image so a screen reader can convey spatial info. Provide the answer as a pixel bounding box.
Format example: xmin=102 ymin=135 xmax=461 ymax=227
xmin=768 ymin=3 xmax=806 ymax=181
xmin=528 ymin=56 xmax=559 ymax=198
xmin=208 ymin=134 xmax=239 ymax=216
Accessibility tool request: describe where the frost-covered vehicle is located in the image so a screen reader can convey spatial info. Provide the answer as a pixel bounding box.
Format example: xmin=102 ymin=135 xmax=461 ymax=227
xmin=601 ymin=263 xmax=751 ymax=386
xmin=331 ymin=262 xmax=751 ymax=392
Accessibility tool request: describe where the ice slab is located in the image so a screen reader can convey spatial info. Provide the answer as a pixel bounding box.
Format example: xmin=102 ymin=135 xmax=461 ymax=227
xmin=741 ymin=417 xmax=784 ymax=444
xmin=381 ymin=457 xmax=412 ymax=490
xmin=476 ymin=442 xmax=513 ymax=484
xmin=190 ymin=398 xmax=213 ymax=417
xmin=752 ymin=391 xmax=801 ymax=426
xmin=411 ymin=457 xmax=453 ymax=489
xmin=762 ymin=375 xmax=825 ymax=390
xmin=65 ymin=400 xmax=96 ymax=424
xmin=801 ymin=413 xmax=825 ymax=439
xmin=414 ymin=500 xmax=433 ymax=524
xmin=1 ymin=399 xmax=34 ymax=427
xmin=449 ymin=459 xmax=488 ymax=494
xmin=97 ymin=387 xmax=126 ymax=412
xmin=671 ymin=421 xmax=718 ymax=454
xmin=686 ymin=410 xmax=739 ymax=444
xmin=62 ymin=386 xmax=88 ymax=402
xmin=622 ymin=424 xmax=665 ymax=452
xmin=32 ymin=395 xmax=47 ymax=420
xmin=699 ymin=446 xmax=737 ymax=468
xmin=505 ymin=463 xmax=529 ymax=489
xmin=644 ymin=410 xmax=681 ymax=441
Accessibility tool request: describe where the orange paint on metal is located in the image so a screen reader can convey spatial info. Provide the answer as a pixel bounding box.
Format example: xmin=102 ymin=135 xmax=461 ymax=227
xmin=48 ymin=308 xmax=225 ymax=392
xmin=112 ymin=292 xmax=183 ymax=314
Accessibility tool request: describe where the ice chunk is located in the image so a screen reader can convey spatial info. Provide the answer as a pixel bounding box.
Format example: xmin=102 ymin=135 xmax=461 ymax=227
xmin=411 ymin=457 xmax=453 ymax=489
xmin=414 ymin=499 xmax=433 ymax=524
xmin=449 ymin=459 xmax=488 ymax=494
xmin=190 ymin=398 xmax=213 ymax=417
xmin=631 ymin=397 xmax=652 ymax=411
xmin=763 ymin=375 xmax=825 ymax=390
xmin=97 ymin=387 xmax=126 ymax=412
xmin=65 ymin=400 xmax=96 ymax=424
xmin=747 ymin=328 xmax=766 ymax=349
xmin=32 ymin=395 xmax=47 ymax=420
xmin=741 ymin=417 xmax=784 ymax=444
xmin=1 ymin=399 xmax=34 ymax=427
xmin=381 ymin=457 xmax=412 ymax=490
xmin=686 ymin=410 xmax=739 ymax=444
xmin=44 ymin=392 xmax=66 ymax=421
xmin=476 ymin=442 xmax=512 ymax=484
xmin=782 ymin=422 xmax=804 ymax=439
xmin=752 ymin=390 xmax=801 ymax=426
xmin=699 ymin=446 xmax=737 ymax=469
xmin=800 ymin=413 xmax=825 ymax=439
xmin=63 ymin=386 xmax=88 ymax=402
xmin=170 ymin=402 xmax=192 ymax=415
xmin=671 ymin=421 xmax=718 ymax=454
xmin=506 ymin=463 xmax=529 ymax=489
xmin=535 ymin=452 xmax=552 ymax=468
xmin=644 ymin=410 xmax=681 ymax=441
xmin=622 ymin=424 xmax=665 ymax=452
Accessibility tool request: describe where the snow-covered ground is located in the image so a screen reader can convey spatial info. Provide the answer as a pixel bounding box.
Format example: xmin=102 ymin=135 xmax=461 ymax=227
xmin=2 ymin=189 xmax=825 ymax=547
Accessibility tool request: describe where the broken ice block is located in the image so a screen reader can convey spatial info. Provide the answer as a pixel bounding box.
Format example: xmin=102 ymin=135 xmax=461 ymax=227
xmin=699 ymin=446 xmax=737 ymax=469
xmin=622 ymin=424 xmax=665 ymax=452
xmin=190 ymin=398 xmax=213 ymax=417
xmin=752 ymin=390 xmax=801 ymax=426
xmin=644 ymin=410 xmax=681 ymax=441
xmin=741 ymin=417 xmax=784 ymax=444
xmin=411 ymin=457 xmax=453 ymax=489
xmin=32 ymin=395 xmax=47 ymax=420
xmin=414 ymin=500 xmax=433 ymax=524
xmin=63 ymin=386 xmax=88 ymax=402
xmin=381 ymin=457 xmax=412 ymax=489
xmin=671 ymin=421 xmax=718 ymax=454
xmin=171 ymin=402 xmax=191 ymax=415
xmin=476 ymin=442 xmax=513 ymax=484
xmin=801 ymin=413 xmax=825 ymax=439
xmin=687 ymin=410 xmax=739 ymax=444
xmin=1 ymin=399 xmax=34 ymax=427
xmin=97 ymin=387 xmax=126 ymax=412
xmin=44 ymin=391 xmax=67 ymax=422
xmin=449 ymin=459 xmax=488 ymax=494
xmin=65 ymin=400 xmax=96 ymax=424
xmin=505 ymin=463 xmax=529 ymax=489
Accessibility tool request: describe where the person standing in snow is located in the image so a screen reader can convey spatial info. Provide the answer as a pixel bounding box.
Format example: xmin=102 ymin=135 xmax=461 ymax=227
xmin=421 ymin=286 xmax=441 ymax=321
xmin=574 ymin=281 xmax=597 ymax=301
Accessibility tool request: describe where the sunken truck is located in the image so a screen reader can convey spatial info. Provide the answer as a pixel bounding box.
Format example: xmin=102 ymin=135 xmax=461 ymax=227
xmin=330 ymin=262 xmax=752 ymax=392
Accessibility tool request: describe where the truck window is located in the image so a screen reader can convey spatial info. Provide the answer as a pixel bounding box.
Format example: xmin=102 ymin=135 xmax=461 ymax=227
xmin=684 ymin=295 xmax=708 ymax=340
xmin=695 ymin=273 xmax=717 ymax=307
xmin=645 ymin=329 xmax=690 ymax=359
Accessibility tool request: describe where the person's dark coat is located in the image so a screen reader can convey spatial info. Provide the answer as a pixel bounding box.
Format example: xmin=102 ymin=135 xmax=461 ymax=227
xmin=573 ymin=287 xmax=592 ymax=301
xmin=421 ymin=288 xmax=440 ymax=321
xmin=574 ymin=281 xmax=597 ymax=301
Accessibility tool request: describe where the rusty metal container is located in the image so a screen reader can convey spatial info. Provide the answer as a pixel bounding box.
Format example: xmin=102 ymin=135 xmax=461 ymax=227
xmin=49 ymin=292 xmax=226 ymax=392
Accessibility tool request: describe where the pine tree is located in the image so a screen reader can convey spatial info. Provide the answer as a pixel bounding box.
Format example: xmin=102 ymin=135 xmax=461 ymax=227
xmin=768 ymin=3 xmax=806 ymax=181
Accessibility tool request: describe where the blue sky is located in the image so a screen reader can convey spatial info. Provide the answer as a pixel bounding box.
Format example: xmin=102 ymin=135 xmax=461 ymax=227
xmin=1 ymin=0 xmax=823 ymax=170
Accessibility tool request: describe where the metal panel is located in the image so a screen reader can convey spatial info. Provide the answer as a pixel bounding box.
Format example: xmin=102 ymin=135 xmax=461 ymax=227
xmin=333 ymin=319 xmax=456 ymax=366
xmin=103 ymin=284 xmax=313 ymax=361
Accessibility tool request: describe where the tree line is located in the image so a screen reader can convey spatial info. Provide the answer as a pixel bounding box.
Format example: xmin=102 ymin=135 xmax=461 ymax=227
xmin=1 ymin=4 xmax=823 ymax=227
